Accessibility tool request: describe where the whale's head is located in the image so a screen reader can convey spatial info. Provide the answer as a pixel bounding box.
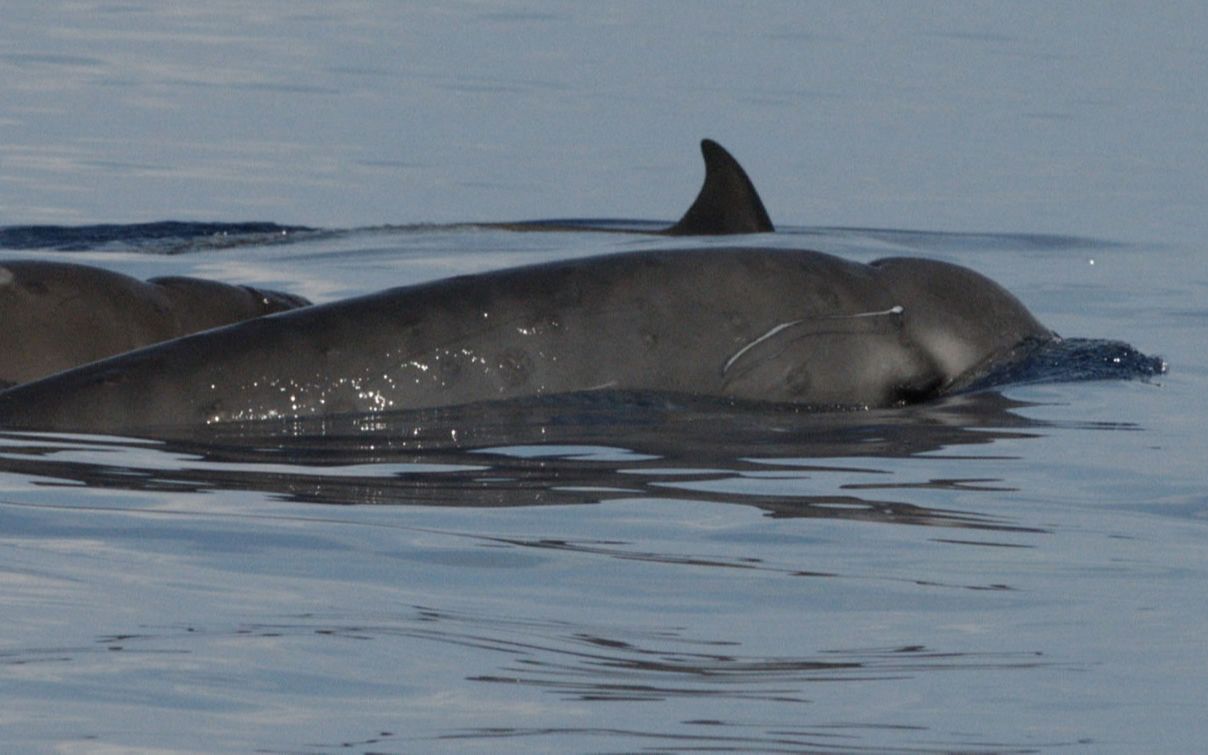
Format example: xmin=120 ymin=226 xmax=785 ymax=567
xmin=718 ymin=306 xmax=945 ymax=408
xmin=870 ymin=257 xmax=1054 ymax=387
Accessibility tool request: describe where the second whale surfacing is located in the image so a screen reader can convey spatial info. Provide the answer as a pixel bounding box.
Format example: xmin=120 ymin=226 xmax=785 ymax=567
xmin=0 ymin=247 xmax=1055 ymax=435
xmin=0 ymin=261 xmax=310 ymax=388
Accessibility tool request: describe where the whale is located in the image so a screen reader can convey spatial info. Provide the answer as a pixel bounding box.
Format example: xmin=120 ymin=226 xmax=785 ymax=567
xmin=0 ymin=261 xmax=310 ymax=387
xmin=0 ymin=248 xmax=1053 ymax=435
xmin=0 ymin=141 xmax=765 ymax=392
xmin=491 ymin=139 xmax=775 ymax=236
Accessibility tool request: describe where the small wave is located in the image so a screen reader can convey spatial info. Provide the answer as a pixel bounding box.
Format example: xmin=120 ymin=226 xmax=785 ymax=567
xmin=961 ymin=337 xmax=1167 ymax=393
xmin=0 ymin=221 xmax=317 ymax=254
xmin=809 ymin=226 xmax=1123 ymax=252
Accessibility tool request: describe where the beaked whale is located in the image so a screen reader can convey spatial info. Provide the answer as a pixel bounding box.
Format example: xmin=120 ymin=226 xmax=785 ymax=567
xmin=0 ymin=139 xmax=761 ymax=389
xmin=0 ymin=261 xmax=309 ymax=387
xmin=0 ymin=248 xmax=1053 ymax=435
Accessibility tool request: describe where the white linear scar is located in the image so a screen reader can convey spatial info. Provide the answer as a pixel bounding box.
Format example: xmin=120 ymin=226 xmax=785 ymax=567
xmin=722 ymin=305 xmax=904 ymax=374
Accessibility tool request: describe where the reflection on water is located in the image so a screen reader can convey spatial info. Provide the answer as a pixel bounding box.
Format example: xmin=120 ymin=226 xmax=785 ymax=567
xmin=0 ymin=391 xmax=1079 ymax=532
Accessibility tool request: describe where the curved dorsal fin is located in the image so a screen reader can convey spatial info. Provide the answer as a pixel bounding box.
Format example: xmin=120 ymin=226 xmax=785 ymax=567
xmin=665 ymin=139 xmax=775 ymax=236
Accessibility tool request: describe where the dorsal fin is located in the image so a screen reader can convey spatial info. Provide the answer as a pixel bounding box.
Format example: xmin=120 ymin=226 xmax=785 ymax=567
xmin=665 ymin=139 xmax=775 ymax=236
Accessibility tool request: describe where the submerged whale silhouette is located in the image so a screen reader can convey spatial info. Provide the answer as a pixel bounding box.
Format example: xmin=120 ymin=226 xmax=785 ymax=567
xmin=0 ymin=261 xmax=310 ymax=388
xmin=0 ymin=248 xmax=1053 ymax=434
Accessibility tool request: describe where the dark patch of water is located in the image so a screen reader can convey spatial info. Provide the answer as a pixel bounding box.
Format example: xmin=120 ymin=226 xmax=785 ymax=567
xmin=0 ymin=221 xmax=317 ymax=253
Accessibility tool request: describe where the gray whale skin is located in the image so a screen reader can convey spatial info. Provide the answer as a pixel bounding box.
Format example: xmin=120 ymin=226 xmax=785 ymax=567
xmin=0 ymin=261 xmax=309 ymax=388
xmin=0 ymin=247 xmax=1052 ymax=434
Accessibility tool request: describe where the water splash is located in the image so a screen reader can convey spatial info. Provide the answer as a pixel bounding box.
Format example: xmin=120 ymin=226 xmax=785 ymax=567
xmin=960 ymin=337 xmax=1167 ymax=393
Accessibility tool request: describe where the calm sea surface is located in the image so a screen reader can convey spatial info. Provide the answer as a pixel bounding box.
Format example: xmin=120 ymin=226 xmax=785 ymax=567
xmin=2 ymin=3 xmax=1206 ymax=753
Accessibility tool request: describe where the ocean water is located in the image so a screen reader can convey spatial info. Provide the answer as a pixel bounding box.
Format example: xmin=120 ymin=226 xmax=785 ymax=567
xmin=2 ymin=3 xmax=1206 ymax=753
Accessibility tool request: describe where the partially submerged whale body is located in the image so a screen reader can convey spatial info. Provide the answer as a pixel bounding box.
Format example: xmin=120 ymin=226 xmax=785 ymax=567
xmin=0 ymin=261 xmax=310 ymax=387
xmin=0 ymin=139 xmax=762 ymax=388
xmin=0 ymin=248 xmax=1053 ymax=435
xmin=496 ymin=139 xmax=775 ymax=235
